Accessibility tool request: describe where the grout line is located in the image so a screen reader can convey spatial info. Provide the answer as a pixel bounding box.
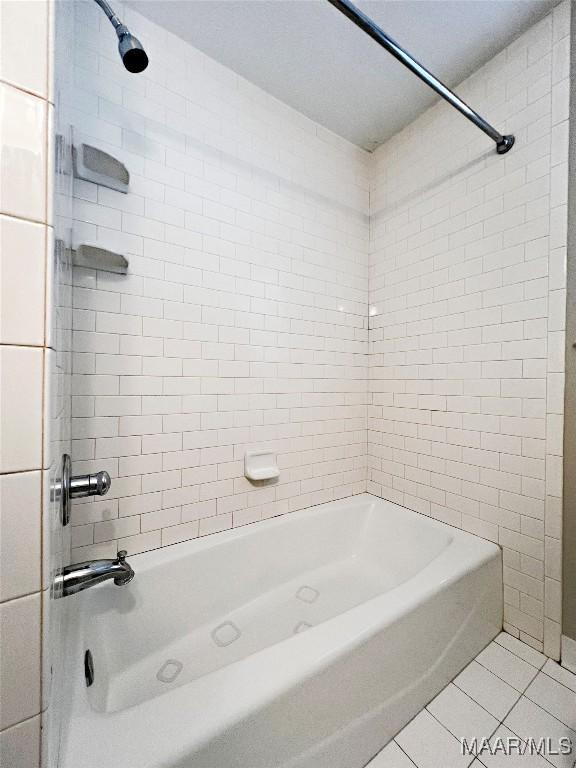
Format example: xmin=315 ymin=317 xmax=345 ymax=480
xmin=540 ymin=665 xmax=576 ymax=694
xmin=425 ymin=706 xmax=493 ymax=764
xmin=493 ymin=634 xmax=547 ymax=670
xmin=0 ymin=589 xmax=43 ymax=608
xmin=0 ymin=467 xmax=44 ymax=477
xmin=474 ymin=651 xmax=541 ymax=695
xmin=455 ymin=674 xmax=521 ymax=727
xmin=500 ymin=695 xmax=565 ymax=768
xmin=0 ymin=207 xmax=47 ymax=227
xmin=393 ymin=739 xmax=419 ymax=767
xmin=493 ymin=688 xmax=524 ymax=727
xmin=0 ymin=711 xmax=41 ymax=736
xmin=0 ymin=341 xmax=47 ymax=350
xmin=0 ymin=76 xmax=48 ymax=103
xmin=427 ymin=682 xmax=504 ymax=740
xmin=452 ymin=670 xmax=522 ymax=717
xmin=522 ymin=674 xmax=576 ymax=731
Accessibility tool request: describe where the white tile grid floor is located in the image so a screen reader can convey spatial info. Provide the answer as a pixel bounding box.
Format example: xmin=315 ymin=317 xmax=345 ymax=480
xmin=366 ymin=632 xmax=576 ymax=768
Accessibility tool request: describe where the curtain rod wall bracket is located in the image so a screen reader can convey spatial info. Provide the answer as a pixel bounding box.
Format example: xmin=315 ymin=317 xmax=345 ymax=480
xmin=497 ymin=135 xmax=515 ymax=155
xmin=326 ymin=0 xmax=514 ymax=156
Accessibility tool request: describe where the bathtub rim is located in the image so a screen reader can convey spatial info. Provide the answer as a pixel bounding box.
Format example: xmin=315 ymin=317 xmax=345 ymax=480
xmin=60 ymin=492 xmax=503 ymax=768
xmin=112 ymin=491 xmax=488 ymax=572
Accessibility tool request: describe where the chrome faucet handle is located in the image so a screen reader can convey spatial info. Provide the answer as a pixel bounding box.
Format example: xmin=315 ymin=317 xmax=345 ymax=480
xmin=52 ymin=454 xmax=112 ymax=528
xmin=93 ymin=470 xmax=112 ymax=495
xmin=116 ymin=550 xmax=128 ymax=564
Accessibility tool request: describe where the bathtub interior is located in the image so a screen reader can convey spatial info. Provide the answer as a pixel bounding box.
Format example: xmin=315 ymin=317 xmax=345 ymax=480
xmin=78 ymin=497 xmax=452 ymax=713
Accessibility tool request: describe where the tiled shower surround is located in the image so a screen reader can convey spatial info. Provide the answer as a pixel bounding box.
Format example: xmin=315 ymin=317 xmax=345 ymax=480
xmin=369 ymin=4 xmax=570 ymax=657
xmin=68 ymin=0 xmax=569 ymax=657
xmin=69 ymin=2 xmax=370 ymax=559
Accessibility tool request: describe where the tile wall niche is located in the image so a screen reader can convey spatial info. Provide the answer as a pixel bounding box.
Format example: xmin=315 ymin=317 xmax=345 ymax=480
xmin=368 ymin=1 xmax=570 ymax=658
xmin=68 ymin=2 xmax=370 ymax=563
xmin=0 ymin=2 xmax=61 ymax=767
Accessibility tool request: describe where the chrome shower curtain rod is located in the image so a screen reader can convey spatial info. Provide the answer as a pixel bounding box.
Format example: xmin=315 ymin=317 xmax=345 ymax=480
xmin=326 ymin=0 xmax=515 ymax=155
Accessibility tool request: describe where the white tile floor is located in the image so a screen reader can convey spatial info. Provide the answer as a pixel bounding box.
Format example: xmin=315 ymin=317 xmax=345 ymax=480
xmin=367 ymin=633 xmax=576 ymax=768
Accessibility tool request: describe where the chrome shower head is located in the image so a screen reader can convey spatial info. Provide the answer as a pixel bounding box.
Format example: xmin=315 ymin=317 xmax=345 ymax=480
xmin=117 ymin=27 xmax=149 ymax=73
xmin=93 ymin=0 xmax=149 ymax=74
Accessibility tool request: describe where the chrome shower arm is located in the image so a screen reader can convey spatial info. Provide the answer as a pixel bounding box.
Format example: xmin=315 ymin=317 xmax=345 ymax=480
xmin=93 ymin=0 xmax=123 ymax=32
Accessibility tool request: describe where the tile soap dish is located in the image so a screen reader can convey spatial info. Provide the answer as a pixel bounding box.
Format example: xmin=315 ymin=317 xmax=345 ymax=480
xmin=244 ymin=451 xmax=279 ymax=481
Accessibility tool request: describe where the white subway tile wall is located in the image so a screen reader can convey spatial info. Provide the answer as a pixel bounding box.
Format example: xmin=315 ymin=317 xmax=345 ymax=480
xmin=63 ymin=0 xmax=572 ymax=662
xmin=68 ymin=2 xmax=370 ymax=563
xmin=368 ymin=3 xmax=570 ymax=656
xmin=0 ymin=0 xmax=571 ymax=764
xmin=0 ymin=2 xmax=53 ymax=765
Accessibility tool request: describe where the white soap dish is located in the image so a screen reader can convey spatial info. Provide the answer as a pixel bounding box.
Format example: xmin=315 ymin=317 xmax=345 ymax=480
xmin=244 ymin=451 xmax=279 ymax=481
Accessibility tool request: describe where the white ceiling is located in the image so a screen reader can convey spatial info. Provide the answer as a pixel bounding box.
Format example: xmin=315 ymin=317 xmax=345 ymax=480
xmin=130 ymin=0 xmax=558 ymax=150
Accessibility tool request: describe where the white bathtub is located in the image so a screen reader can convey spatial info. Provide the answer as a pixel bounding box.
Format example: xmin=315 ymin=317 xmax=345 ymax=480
xmin=60 ymin=493 xmax=502 ymax=768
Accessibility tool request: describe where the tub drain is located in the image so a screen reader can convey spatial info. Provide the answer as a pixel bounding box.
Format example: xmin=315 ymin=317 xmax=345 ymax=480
xmin=84 ymin=649 xmax=95 ymax=687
